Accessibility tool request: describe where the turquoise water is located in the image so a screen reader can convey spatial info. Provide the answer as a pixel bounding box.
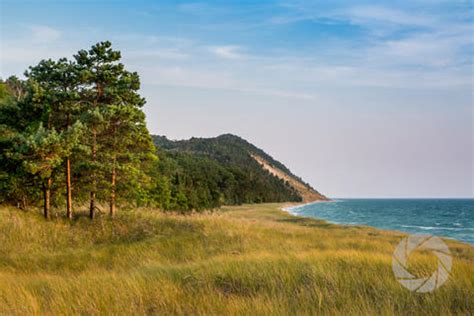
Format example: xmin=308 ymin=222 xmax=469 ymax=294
xmin=287 ymin=199 xmax=474 ymax=244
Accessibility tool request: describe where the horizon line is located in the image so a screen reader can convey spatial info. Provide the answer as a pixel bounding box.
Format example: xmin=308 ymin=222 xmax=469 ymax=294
xmin=330 ymin=197 xmax=474 ymax=199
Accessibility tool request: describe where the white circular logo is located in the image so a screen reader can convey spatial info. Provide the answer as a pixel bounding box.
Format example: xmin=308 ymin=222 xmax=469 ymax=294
xmin=392 ymin=234 xmax=452 ymax=293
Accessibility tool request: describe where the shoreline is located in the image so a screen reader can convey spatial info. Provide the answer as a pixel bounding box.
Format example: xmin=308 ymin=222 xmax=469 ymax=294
xmin=281 ymin=199 xmax=336 ymax=215
xmin=279 ymin=199 xmax=474 ymax=246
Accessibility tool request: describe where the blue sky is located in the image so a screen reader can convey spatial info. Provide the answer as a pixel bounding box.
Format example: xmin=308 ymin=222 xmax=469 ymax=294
xmin=1 ymin=0 xmax=473 ymax=197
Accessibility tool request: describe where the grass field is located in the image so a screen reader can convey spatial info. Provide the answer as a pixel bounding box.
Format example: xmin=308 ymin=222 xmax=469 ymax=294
xmin=0 ymin=203 xmax=473 ymax=315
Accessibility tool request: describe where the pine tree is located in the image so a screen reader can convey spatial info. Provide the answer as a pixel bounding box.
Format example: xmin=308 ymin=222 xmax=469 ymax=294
xmin=75 ymin=41 xmax=156 ymax=218
xmin=14 ymin=125 xmax=63 ymax=219
xmin=75 ymin=42 xmax=122 ymax=218
xmin=26 ymin=59 xmax=83 ymax=219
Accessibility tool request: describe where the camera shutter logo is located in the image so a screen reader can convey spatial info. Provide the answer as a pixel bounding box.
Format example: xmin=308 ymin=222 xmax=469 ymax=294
xmin=392 ymin=234 xmax=452 ymax=293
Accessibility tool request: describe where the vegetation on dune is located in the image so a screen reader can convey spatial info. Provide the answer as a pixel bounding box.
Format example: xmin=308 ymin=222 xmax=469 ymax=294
xmin=154 ymin=133 xmax=308 ymax=187
xmin=0 ymin=203 xmax=472 ymax=315
xmin=149 ymin=134 xmax=308 ymax=211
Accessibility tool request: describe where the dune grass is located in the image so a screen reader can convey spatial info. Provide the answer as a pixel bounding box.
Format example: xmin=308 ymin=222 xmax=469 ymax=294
xmin=0 ymin=203 xmax=472 ymax=315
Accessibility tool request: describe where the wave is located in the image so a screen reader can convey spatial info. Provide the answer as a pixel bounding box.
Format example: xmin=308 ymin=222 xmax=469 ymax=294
xmin=400 ymin=225 xmax=474 ymax=231
xmin=281 ymin=200 xmax=335 ymax=214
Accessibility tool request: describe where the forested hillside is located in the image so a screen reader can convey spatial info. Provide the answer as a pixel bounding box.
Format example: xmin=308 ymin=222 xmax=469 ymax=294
xmin=154 ymin=134 xmax=310 ymax=186
xmin=150 ymin=134 xmax=328 ymax=210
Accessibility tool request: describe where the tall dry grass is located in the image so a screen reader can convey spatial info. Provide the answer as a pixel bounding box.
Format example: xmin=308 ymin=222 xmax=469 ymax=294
xmin=0 ymin=203 xmax=472 ymax=315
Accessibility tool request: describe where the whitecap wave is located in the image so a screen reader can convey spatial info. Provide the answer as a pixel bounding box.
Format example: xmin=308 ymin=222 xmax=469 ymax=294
xmin=400 ymin=225 xmax=474 ymax=231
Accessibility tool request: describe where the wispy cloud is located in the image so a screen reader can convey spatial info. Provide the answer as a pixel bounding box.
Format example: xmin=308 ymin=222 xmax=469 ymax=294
xmin=368 ymin=34 xmax=465 ymax=67
xmin=209 ymin=45 xmax=247 ymax=59
xmin=2 ymin=2 xmax=472 ymax=97
xmin=346 ymin=6 xmax=435 ymax=27
xmin=272 ymin=2 xmax=470 ymax=34
xmin=266 ymin=1 xmax=472 ymax=86
xmin=29 ymin=24 xmax=61 ymax=43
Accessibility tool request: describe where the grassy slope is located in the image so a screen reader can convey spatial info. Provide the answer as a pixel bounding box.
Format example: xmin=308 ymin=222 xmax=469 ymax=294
xmin=0 ymin=204 xmax=473 ymax=315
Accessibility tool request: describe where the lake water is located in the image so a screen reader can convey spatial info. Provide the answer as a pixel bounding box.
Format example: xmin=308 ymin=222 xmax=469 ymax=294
xmin=286 ymin=199 xmax=474 ymax=244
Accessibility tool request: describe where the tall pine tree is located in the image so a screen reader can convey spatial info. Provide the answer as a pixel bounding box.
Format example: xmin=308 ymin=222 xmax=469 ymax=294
xmin=75 ymin=41 xmax=156 ymax=218
xmin=26 ymin=59 xmax=83 ymax=218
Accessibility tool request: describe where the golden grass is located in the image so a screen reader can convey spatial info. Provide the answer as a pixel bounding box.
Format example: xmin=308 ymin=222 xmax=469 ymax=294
xmin=0 ymin=203 xmax=472 ymax=315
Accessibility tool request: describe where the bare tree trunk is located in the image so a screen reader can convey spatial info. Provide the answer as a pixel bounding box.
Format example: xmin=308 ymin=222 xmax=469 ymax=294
xmin=43 ymin=178 xmax=52 ymax=219
xmin=89 ymin=191 xmax=96 ymax=219
xmin=89 ymin=129 xmax=96 ymax=219
xmin=89 ymin=84 xmax=102 ymax=220
xmin=45 ymin=112 xmax=53 ymax=220
xmin=65 ymin=113 xmax=73 ymax=219
xmin=66 ymin=157 xmax=72 ymax=219
xmin=17 ymin=196 xmax=27 ymax=210
xmin=110 ymin=161 xmax=116 ymax=216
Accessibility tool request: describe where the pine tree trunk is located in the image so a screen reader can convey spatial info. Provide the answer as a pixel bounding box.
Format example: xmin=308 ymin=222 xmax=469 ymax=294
xmin=45 ymin=112 xmax=52 ymax=220
xmin=89 ymin=84 xmax=102 ymax=220
xmin=43 ymin=178 xmax=52 ymax=219
xmin=21 ymin=196 xmax=27 ymax=210
xmin=110 ymin=123 xmax=117 ymax=217
xmin=89 ymin=128 xmax=97 ymax=219
xmin=110 ymin=161 xmax=116 ymax=216
xmin=89 ymin=191 xmax=96 ymax=219
xmin=65 ymin=113 xmax=73 ymax=219
xmin=66 ymin=157 xmax=72 ymax=219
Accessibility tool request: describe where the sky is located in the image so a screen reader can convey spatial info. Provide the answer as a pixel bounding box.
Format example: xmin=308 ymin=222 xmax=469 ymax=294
xmin=0 ymin=0 xmax=473 ymax=198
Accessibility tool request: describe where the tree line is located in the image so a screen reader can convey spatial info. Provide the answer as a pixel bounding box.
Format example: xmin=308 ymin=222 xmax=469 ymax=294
xmin=0 ymin=41 xmax=156 ymax=219
xmin=1 ymin=41 xmax=305 ymax=217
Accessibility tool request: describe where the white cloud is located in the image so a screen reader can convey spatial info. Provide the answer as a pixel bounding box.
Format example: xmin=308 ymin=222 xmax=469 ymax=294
xmin=29 ymin=25 xmax=61 ymax=43
xmin=2 ymin=4 xmax=471 ymax=101
xmin=209 ymin=45 xmax=246 ymax=59
xmin=347 ymin=6 xmax=435 ymax=27
xmin=269 ymin=2 xmax=472 ymax=88
xmin=135 ymin=63 xmax=318 ymax=101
